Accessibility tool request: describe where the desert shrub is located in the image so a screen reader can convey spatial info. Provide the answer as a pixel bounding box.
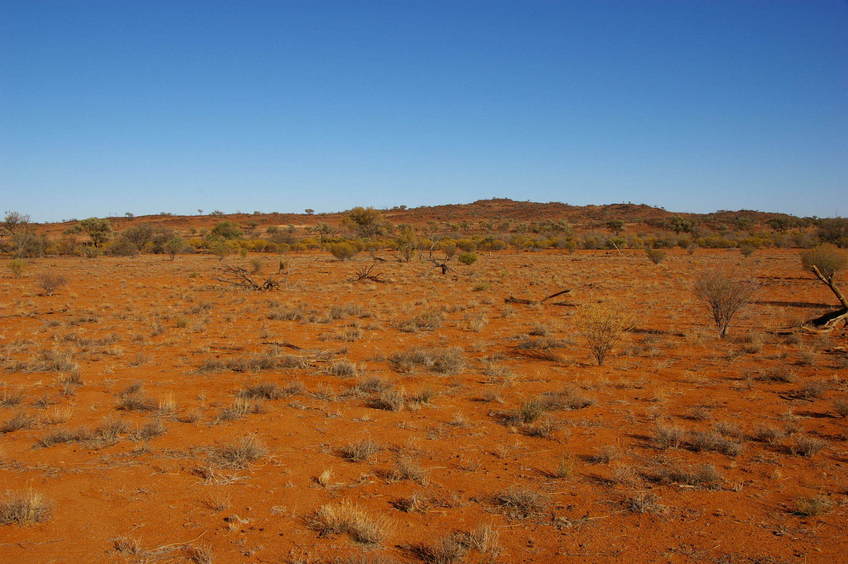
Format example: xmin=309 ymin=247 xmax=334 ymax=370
xmin=238 ymin=382 xmax=289 ymax=400
xmin=654 ymin=425 xmax=684 ymax=449
xmin=575 ymin=303 xmax=631 ymax=365
xmin=801 ymin=244 xmax=846 ymax=286
xmin=7 ymin=259 xmax=25 ymax=277
xmin=790 ymin=435 xmax=825 ymax=457
xmin=652 ymin=463 xmax=721 ymax=489
xmin=396 ymin=310 xmax=443 ymax=332
xmin=210 ymin=221 xmax=242 ymax=240
xmin=0 ymin=490 xmax=50 ymax=525
xmin=390 ymin=347 xmax=465 ymax=374
xmin=308 ymin=501 xmax=389 ymax=544
xmin=36 ymin=273 xmax=67 ymax=296
xmin=457 ymin=252 xmax=478 ymax=265
xmin=106 ymin=238 xmax=139 ymax=257
xmin=368 ymin=389 xmax=405 ymax=411
xmin=328 ymin=359 xmax=358 ymax=378
xmin=794 ymin=495 xmax=832 ymax=516
xmin=327 ymin=242 xmax=358 ymax=260
xmin=493 ymin=487 xmax=550 ymax=519
xmin=644 ymin=248 xmax=666 ymax=264
xmin=340 ymin=438 xmax=380 ymax=462
xmin=693 ymin=271 xmax=757 ymax=338
xmin=213 ymin=434 xmax=266 ymax=468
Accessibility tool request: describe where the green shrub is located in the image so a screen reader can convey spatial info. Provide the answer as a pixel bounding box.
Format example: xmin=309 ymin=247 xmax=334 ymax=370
xmin=327 ymin=242 xmax=358 ymax=260
xmin=457 ymin=252 xmax=477 ymax=265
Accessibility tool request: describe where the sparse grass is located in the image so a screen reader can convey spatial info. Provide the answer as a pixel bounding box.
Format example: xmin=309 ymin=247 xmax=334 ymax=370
xmin=340 ymin=438 xmax=381 ymax=462
xmin=789 ymin=435 xmax=826 ymax=457
xmin=390 ymin=347 xmax=465 ymax=374
xmin=396 ymin=310 xmax=443 ymax=333
xmin=116 ymin=391 xmax=156 ymax=412
xmin=834 ymin=399 xmax=848 ymax=417
xmin=329 ymin=359 xmax=358 ymax=378
xmin=654 ymin=424 xmax=684 ymax=449
xmin=387 ymin=456 xmax=428 ymax=485
xmin=686 ymin=430 xmax=742 ymax=457
xmin=626 ymin=491 xmax=664 ymax=514
xmin=493 ymin=487 xmax=550 ymax=519
xmin=0 ymin=489 xmax=50 ymax=525
xmin=199 ymin=352 xmax=307 ymax=372
xmin=38 ymin=418 xmax=129 ymax=448
xmin=0 ymin=411 xmax=36 ymax=433
xmin=368 ymin=389 xmax=405 ymax=411
xmin=651 ymin=463 xmax=722 ymax=489
xmin=238 ymin=382 xmax=289 ymax=400
xmin=794 ymin=495 xmax=832 ymax=517
xmin=212 ymin=434 xmax=267 ymax=468
xmin=757 ymin=367 xmax=796 ymax=383
xmin=308 ymin=500 xmax=389 ymax=544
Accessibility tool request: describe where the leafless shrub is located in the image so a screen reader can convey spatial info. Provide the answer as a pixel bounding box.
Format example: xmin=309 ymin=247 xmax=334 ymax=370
xmin=654 ymin=425 xmax=684 ymax=449
xmin=36 ymin=273 xmax=67 ymax=296
xmin=575 ymin=303 xmax=632 ymax=365
xmin=694 ymin=271 xmax=757 ymax=338
xmin=790 ymin=435 xmax=825 ymax=457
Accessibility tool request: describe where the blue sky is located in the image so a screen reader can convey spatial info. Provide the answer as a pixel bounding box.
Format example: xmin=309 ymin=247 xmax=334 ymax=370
xmin=2 ymin=1 xmax=846 ymax=222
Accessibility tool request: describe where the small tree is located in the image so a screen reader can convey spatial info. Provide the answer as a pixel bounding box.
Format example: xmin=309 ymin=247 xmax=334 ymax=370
xmin=576 ymin=303 xmax=631 ymax=365
xmin=78 ymin=217 xmax=112 ymax=248
xmin=694 ymin=271 xmax=757 ymax=338
xmin=800 ymin=244 xmax=847 ymax=328
xmin=344 ymin=207 xmax=386 ymax=238
xmin=164 ymin=236 xmax=186 ymax=260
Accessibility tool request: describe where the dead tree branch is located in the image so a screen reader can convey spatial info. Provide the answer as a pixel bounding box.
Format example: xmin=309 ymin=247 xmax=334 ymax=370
xmin=216 ymin=265 xmax=280 ymax=291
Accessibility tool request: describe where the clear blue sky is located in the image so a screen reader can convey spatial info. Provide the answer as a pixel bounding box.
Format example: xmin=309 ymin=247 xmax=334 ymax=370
xmin=2 ymin=1 xmax=846 ymax=222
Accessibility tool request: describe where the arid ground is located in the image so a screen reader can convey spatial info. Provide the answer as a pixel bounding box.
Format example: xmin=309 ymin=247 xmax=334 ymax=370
xmin=1 ymin=249 xmax=846 ymax=563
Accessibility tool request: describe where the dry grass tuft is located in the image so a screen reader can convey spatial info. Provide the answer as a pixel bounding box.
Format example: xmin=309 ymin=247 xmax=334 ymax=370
xmin=308 ymin=500 xmax=389 ymax=544
xmin=0 ymin=489 xmax=50 ymax=525
xmin=493 ymin=487 xmax=550 ymax=519
xmin=213 ymin=434 xmax=267 ymax=468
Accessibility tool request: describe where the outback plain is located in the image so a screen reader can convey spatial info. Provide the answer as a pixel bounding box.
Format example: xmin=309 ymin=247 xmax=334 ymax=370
xmin=0 ymin=201 xmax=846 ymax=563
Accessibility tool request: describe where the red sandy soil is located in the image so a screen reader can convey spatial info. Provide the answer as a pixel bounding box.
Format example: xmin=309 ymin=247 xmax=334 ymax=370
xmin=0 ymin=249 xmax=845 ymax=563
